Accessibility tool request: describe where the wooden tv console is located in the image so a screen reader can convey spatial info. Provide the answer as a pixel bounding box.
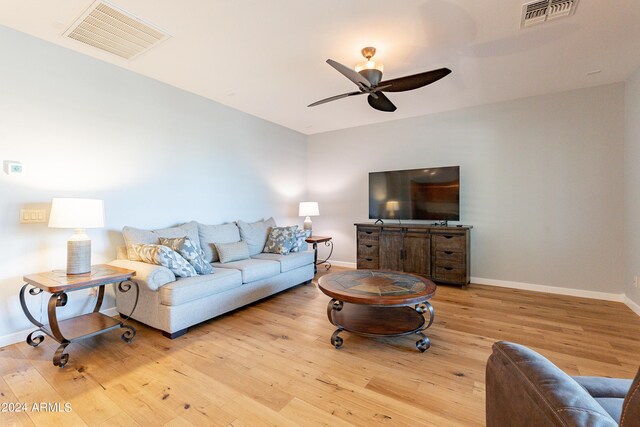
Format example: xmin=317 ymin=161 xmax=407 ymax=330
xmin=354 ymin=223 xmax=472 ymax=286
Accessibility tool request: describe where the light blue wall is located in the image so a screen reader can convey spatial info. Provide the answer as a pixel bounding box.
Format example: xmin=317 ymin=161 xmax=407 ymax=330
xmin=0 ymin=25 xmax=307 ymax=341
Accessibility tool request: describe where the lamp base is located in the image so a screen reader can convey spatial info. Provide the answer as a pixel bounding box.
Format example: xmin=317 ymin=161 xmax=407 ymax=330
xmin=303 ymin=216 xmax=313 ymax=237
xmin=67 ymin=229 xmax=91 ymax=275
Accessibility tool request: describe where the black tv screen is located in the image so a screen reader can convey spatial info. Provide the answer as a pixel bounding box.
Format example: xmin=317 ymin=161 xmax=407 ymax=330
xmin=369 ymin=166 xmax=460 ymax=221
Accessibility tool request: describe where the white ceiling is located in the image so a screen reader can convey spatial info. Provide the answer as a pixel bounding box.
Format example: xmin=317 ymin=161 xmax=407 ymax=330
xmin=1 ymin=0 xmax=640 ymax=135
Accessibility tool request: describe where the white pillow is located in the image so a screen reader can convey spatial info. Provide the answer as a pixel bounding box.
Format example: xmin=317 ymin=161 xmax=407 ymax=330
xmin=237 ymin=217 xmax=276 ymax=256
xmin=214 ymin=241 xmax=250 ymax=263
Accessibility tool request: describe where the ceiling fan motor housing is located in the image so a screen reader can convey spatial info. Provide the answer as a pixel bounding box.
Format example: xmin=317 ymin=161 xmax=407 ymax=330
xmin=359 ymin=69 xmax=382 ymax=86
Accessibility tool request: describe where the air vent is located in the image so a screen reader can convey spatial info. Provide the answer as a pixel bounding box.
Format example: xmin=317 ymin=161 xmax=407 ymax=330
xmin=521 ymin=0 xmax=579 ymax=28
xmin=64 ymin=1 xmax=170 ymax=60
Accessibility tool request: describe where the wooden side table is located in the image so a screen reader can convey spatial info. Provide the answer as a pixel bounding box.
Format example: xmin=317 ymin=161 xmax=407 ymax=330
xmin=305 ymin=235 xmax=333 ymax=274
xmin=20 ymin=264 xmax=138 ymax=368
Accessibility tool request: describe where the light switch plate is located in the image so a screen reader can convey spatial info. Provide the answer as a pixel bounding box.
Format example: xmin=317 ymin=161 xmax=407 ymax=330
xmin=20 ymin=209 xmax=47 ymax=223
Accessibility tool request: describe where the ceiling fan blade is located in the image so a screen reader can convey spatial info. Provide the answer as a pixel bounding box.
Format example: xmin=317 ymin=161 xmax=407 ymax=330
xmin=307 ymin=91 xmax=365 ymax=107
xmin=367 ymin=92 xmax=397 ymax=112
xmin=326 ymin=59 xmax=372 ymax=89
xmin=379 ymin=68 xmax=451 ymax=92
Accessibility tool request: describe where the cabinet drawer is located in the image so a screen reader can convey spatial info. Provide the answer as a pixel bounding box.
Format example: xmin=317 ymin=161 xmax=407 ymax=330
xmin=433 ymin=234 xmax=465 ymax=252
xmin=357 ymin=257 xmax=379 ymax=269
xmin=358 ymin=243 xmax=379 ymax=257
xmin=358 ymin=230 xmax=379 ymax=242
xmin=433 ymin=250 xmax=464 ymax=264
xmin=432 ymin=265 xmax=465 ymax=283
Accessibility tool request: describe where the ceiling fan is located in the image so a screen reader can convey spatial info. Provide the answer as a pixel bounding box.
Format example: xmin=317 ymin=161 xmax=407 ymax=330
xmin=308 ymin=47 xmax=451 ymax=112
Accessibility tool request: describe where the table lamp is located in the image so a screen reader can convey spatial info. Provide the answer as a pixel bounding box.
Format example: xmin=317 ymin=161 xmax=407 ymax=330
xmin=299 ymin=202 xmax=319 ymax=236
xmin=48 ymin=198 xmax=105 ymax=275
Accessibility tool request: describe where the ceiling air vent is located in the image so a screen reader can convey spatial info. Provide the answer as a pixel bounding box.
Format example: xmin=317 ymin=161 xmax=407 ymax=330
xmin=64 ymin=1 xmax=170 ymax=60
xmin=521 ymin=0 xmax=579 ymax=28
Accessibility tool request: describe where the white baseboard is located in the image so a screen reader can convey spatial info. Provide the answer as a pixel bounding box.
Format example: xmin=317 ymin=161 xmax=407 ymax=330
xmin=329 ymin=260 xmax=357 ymax=269
xmin=471 ymin=276 xmax=625 ymax=302
xmin=624 ymin=295 xmax=640 ymax=316
xmin=330 ymin=264 xmax=629 ymax=304
xmin=0 ymin=306 xmax=119 ymax=349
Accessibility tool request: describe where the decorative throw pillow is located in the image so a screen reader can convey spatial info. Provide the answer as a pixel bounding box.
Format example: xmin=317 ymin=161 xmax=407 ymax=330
xmin=123 ymin=221 xmax=200 ymax=261
xmin=237 ymin=217 xmax=276 ymax=256
xmin=197 ymin=222 xmax=241 ymax=263
xmin=263 ymin=226 xmax=298 ymax=255
xmin=159 ymin=237 xmax=213 ymax=275
xmin=132 ymin=244 xmax=197 ymax=278
xmin=290 ymin=229 xmax=308 ymax=253
xmin=214 ymin=241 xmax=250 ymax=263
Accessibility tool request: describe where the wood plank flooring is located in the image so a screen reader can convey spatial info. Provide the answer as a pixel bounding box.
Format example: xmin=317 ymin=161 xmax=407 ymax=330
xmin=1 ymin=267 xmax=639 ymax=426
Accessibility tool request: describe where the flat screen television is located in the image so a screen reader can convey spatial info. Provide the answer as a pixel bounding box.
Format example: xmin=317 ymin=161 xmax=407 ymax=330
xmin=369 ymin=166 xmax=460 ymax=221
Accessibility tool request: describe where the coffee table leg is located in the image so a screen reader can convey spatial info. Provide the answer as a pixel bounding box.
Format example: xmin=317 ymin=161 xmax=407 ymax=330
xmin=414 ymin=301 xmax=435 ymax=352
xmin=416 ymin=331 xmax=431 ymax=352
xmin=331 ymin=328 xmax=344 ymax=349
xmin=327 ymin=299 xmax=344 ymax=349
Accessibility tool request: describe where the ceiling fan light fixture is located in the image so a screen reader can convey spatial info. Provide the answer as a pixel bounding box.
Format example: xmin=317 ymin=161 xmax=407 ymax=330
xmin=355 ymin=59 xmax=384 ymax=73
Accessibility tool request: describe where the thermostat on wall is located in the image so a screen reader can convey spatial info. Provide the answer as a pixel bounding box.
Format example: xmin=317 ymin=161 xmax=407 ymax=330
xmin=3 ymin=161 xmax=23 ymax=175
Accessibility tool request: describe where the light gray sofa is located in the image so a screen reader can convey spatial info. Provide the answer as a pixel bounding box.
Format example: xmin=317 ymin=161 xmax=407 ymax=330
xmin=109 ymin=220 xmax=314 ymax=338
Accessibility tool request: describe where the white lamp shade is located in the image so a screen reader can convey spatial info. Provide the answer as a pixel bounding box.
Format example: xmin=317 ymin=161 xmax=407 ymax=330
xmin=299 ymin=202 xmax=319 ymax=217
xmin=48 ymin=198 xmax=105 ymax=229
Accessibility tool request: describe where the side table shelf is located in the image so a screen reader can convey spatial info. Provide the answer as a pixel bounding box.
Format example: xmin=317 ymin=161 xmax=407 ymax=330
xmin=20 ymin=264 xmax=138 ymax=368
xmin=305 ymin=235 xmax=333 ymax=274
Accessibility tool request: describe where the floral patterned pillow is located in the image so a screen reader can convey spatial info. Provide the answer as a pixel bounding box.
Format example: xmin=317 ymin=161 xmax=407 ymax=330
xmin=132 ymin=244 xmax=197 ymax=278
xmin=290 ymin=230 xmax=308 ymax=253
xmin=159 ymin=237 xmax=213 ymax=275
xmin=263 ymin=226 xmax=298 ymax=255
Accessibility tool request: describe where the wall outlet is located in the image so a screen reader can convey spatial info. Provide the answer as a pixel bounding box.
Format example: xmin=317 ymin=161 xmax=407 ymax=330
xmin=3 ymin=160 xmax=23 ymax=175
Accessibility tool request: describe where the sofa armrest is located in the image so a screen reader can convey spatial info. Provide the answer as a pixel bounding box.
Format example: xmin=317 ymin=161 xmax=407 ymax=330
xmin=108 ymin=260 xmax=175 ymax=291
xmin=486 ymin=341 xmax=617 ymax=427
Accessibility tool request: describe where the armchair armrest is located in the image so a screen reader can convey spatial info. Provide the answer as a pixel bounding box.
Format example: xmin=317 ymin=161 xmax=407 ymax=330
xmin=108 ymin=260 xmax=175 ymax=291
xmin=486 ymin=341 xmax=617 ymax=427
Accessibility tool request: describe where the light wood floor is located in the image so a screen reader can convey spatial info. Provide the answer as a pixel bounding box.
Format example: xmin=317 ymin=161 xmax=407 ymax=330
xmin=1 ymin=267 xmax=639 ymax=426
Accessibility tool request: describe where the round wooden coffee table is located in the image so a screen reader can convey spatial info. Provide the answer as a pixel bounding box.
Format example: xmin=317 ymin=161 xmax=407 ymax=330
xmin=317 ymin=270 xmax=436 ymax=352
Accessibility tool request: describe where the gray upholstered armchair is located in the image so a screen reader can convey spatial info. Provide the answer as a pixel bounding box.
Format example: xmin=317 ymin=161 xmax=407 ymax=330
xmin=486 ymin=341 xmax=639 ymax=426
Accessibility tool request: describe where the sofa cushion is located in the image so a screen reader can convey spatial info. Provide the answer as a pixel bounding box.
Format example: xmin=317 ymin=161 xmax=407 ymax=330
xmin=123 ymin=221 xmax=200 ymax=261
xmin=594 ymin=398 xmax=625 ymax=422
xmin=251 ymin=250 xmax=314 ymax=273
xmin=573 ymin=376 xmax=633 ymax=399
xmin=159 ymin=268 xmax=242 ymax=306
xmin=198 ymin=222 xmax=241 ymax=263
xmin=237 ymin=218 xmax=276 ymax=256
xmin=213 ymin=258 xmax=280 ymax=283
xmin=216 ymin=241 xmax=250 ymax=263
xmin=159 ymin=236 xmax=213 ymax=275
xmin=132 ymin=244 xmax=197 ymax=278
xmin=263 ymin=226 xmax=298 ymax=255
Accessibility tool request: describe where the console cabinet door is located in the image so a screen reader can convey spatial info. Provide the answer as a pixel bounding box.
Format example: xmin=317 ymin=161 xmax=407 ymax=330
xmin=403 ymin=231 xmax=430 ymax=276
xmin=379 ymin=229 xmax=403 ymax=271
